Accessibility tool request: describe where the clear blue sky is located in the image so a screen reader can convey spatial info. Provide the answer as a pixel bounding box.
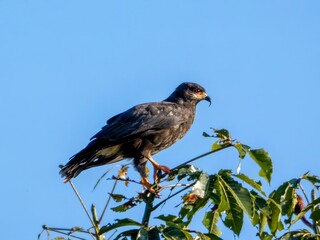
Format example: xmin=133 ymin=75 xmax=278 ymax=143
xmin=1 ymin=1 xmax=320 ymax=239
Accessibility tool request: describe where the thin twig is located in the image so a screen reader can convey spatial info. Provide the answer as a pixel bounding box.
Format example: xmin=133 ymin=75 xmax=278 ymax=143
xmin=160 ymin=183 xmax=192 ymax=189
xmin=299 ymin=182 xmax=310 ymax=205
xmin=42 ymin=226 xmax=89 ymax=240
xmin=171 ymin=143 xmax=233 ymax=171
xmin=152 ymin=183 xmax=195 ymax=211
xmin=108 ymin=176 xmax=141 ymax=185
xmin=43 ymin=226 xmax=91 ymax=234
xmin=69 ymin=181 xmax=98 ymax=240
xmin=98 ymin=179 xmax=118 ymax=224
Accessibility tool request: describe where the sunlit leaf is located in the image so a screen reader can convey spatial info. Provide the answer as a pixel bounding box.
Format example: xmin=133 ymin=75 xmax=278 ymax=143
xmin=248 ymin=148 xmax=273 ymax=184
xmin=190 ymin=172 xmax=209 ymax=197
xmin=214 ymin=128 xmax=230 ymax=141
xmin=202 ymin=211 xmax=221 ymax=236
xmin=215 ymin=172 xmax=246 ymax=235
xmin=277 ymin=229 xmax=312 ymax=240
xmin=259 ymin=231 xmax=273 ymax=240
xmin=223 ymin=205 xmax=243 ymax=236
xmin=267 ymin=198 xmax=282 ymax=235
xmin=162 ymin=226 xmax=194 ymax=240
xmin=186 ymin=197 xmax=210 ymax=223
xmin=301 ymin=173 xmax=320 ymax=186
xmin=219 ymin=171 xmax=254 ymax=219
xmin=118 ymin=165 xmax=129 ymax=179
xmin=234 ymin=173 xmax=266 ymax=197
xmin=114 ymin=229 xmax=138 ymax=240
xmin=211 ymin=141 xmax=223 ymax=151
xmin=99 ymin=218 xmax=142 ymax=234
xmin=111 ymin=198 xmax=138 ymax=212
xmin=259 ymin=213 xmax=268 ymax=237
xmin=156 ymin=214 xmax=186 ymax=228
xmin=170 ymin=165 xmax=202 ymax=181
xmin=269 ymin=180 xmax=298 ymax=221
xmin=195 ymin=232 xmax=223 ymax=240
xmin=110 ymin=193 xmax=127 ymax=202
xmin=234 ymin=142 xmax=248 ymax=159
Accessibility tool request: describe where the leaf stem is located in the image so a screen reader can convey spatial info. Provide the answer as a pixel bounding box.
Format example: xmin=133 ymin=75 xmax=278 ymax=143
xmin=152 ymin=183 xmax=195 ymax=211
xmin=171 ymin=143 xmax=233 ymax=171
xmin=98 ymin=179 xmax=118 ymax=224
xmin=69 ymin=181 xmax=100 ymax=240
xmin=141 ymin=193 xmax=156 ymax=226
xmin=41 ymin=225 xmax=93 ymax=240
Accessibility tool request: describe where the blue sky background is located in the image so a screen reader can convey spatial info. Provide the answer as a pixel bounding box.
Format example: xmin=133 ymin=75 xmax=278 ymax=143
xmin=1 ymin=1 xmax=320 ymax=239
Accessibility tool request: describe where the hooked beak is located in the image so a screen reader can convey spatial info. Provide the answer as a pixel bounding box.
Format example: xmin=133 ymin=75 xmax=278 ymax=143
xmin=204 ymin=95 xmax=211 ymax=106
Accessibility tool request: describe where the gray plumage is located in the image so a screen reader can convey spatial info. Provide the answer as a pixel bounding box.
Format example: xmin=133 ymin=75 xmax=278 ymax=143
xmin=60 ymin=82 xmax=211 ymax=187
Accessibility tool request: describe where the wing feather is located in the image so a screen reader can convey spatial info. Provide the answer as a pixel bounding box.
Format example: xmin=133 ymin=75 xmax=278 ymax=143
xmin=90 ymin=102 xmax=186 ymax=143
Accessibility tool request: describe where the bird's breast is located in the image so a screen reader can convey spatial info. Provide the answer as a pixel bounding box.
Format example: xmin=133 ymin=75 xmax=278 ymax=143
xmin=149 ymin=120 xmax=193 ymax=154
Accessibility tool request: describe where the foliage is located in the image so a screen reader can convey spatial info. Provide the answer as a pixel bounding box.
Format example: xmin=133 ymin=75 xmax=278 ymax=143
xmin=40 ymin=129 xmax=320 ymax=240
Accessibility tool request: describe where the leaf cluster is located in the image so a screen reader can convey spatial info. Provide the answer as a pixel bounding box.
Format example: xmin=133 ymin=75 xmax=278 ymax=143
xmin=40 ymin=129 xmax=320 ymax=240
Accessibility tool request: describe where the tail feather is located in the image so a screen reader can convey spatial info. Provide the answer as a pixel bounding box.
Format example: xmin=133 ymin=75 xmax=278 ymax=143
xmin=60 ymin=140 xmax=124 ymax=182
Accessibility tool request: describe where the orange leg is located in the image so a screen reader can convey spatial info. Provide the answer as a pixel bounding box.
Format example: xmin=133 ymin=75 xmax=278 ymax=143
xmin=145 ymin=154 xmax=171 ymax=182
xmin=141 ymin=176 xmax=154 ymax=192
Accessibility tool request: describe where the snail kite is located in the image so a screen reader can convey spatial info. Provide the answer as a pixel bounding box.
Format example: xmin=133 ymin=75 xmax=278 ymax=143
xmin=60 ymin=82 xmax=211 ymax=191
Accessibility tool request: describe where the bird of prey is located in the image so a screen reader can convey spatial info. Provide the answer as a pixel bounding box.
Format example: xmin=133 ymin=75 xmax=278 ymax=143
xmin=60 ymin=82 xmax=211 ymax=192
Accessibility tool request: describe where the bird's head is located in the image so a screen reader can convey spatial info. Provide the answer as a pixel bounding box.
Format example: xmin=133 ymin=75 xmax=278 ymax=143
xmin=167 ymin=82 xmax=211 ymax=106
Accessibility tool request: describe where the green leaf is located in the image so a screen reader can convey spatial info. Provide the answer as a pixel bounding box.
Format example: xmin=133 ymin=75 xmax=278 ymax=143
xmin=214 ymin=128 xmax=230 ymax=141
xmin=234 ymin=173 xmax=266 ymax=197
xmin=156 ymin=214 xmax=187 ymax=228
xmin=99 ymin=218 xmax=142 ymax=234
xmin=259 ymin=232 xmax=273 ymax=240
xmin=219 ymin=171 xmax=254 ymax=219
xmin=301 ymin=173 xmax=320 ymax=186
xmin=269 ymin=180 xmax=298 ymax=220
xmin=259 ymin=213 xmax=268 ymax=237
xmin=195 ymin=232 xmax=223 ymax=240
xmin=93 ymin=167 xmax=113 ymax=190
xmin=211 ymin=141 xmax=222 ymax=151
xmin=202 ymin=211 xmax=222 ymax=236
xmin=146 ymin=227 xmax=161 ymax=240
xmin=310 ymin=208 xmax=320 ymax=222
xmin=291 ymin=197 xmax=320 ymax=226
xmin=192 ymin=172 xmax=209 ymax=196
xmin=267 ymin=198 xmax=282 ymax=235
xmin=110 ymin=193 xmax=127 ymax=202
xmin=178 ymin=196 xmax=210 ymax=225
xmin=205 ymin=175 xmax=220 ymax=203
xmin=170 ymin=165 xmax=202 ymax=181
xmin=202 ymin=132 xmax=211 ymax=137
xmin=248 ymin=148 xmax=273 ymax=184
xmin=277 ymin=229 xmax=312 ymax=240
xmin=223 ymin=207 xmax=243 ymax=236
xmin=114 ymin=229 xmax=139 ymax=240
xmin=137 ymin=227 xmax=148 ymax=240
xmin=162 ymin=226 xmax=194 ymax=240
xmin=234 ymin=142 xmax=249 ymax=159
xmin=111 ymin=198 xmax=138 ymax=212
xmin=215 ymin=172 xmax=247 ymax=235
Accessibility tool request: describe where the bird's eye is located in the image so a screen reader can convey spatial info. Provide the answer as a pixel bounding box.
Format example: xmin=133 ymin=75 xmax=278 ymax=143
xmin=194 ymin=88 xmax=202 ymax=94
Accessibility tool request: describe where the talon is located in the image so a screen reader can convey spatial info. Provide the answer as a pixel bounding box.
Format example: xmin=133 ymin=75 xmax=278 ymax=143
xmin=140 ymin=177 xmax=161 ymax=197
xmin=158 ymin=165 xmax=171 ymax=174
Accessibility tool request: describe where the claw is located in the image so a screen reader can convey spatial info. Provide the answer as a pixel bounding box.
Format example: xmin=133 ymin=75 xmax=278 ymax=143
xmin=140 ymin=177 xmax=161 ymax=197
